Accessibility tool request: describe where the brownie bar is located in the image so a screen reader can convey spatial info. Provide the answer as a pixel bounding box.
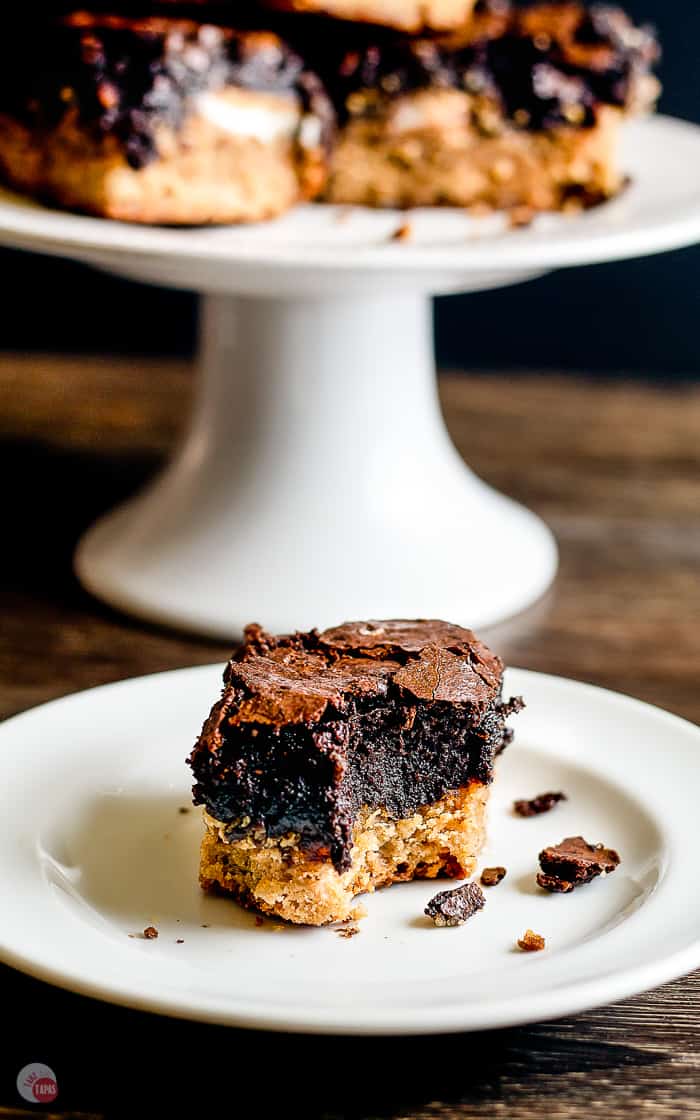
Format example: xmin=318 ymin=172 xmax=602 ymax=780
xmin=322 ymin=3 xmax=659 ymax=210
xmin=189 ymin=620 xmax=520 ymax=924
xmin=0 ymin=13 xmax=332 ymax=223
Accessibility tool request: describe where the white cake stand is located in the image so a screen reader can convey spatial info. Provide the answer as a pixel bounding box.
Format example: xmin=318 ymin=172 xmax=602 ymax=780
xmin=2 ymin=114 xmax=699 ymax=639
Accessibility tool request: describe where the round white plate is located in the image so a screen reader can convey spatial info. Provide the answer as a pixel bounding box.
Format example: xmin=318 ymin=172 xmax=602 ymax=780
xmin=1 ymin=665 xmax=699 ymax=1035
xmin=0 ymin=115 xmax=698 ymax=294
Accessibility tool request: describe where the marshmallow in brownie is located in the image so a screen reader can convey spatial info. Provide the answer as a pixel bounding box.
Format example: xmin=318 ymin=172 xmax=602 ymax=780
xmin=189 ymin=619 xmax=522 ymax=925
xmin=322 ymin=3 xmax=659 ymax=211
xmin=0 ymin=13 xmax=332 ymax=224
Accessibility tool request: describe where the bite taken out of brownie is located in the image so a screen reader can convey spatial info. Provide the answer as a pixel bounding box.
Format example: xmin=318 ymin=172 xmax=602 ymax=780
xmin=188 ymin=619 xmax=523 ymax=925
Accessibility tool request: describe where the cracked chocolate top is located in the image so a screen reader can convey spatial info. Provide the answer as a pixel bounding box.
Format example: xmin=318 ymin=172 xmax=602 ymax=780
xmin=224 ymin=619 xmax=503 ymax=726
xmin=321 ymin=3 xmax=659 ymax=130
xmin=0 ymin=12 xmax=332 ymax=168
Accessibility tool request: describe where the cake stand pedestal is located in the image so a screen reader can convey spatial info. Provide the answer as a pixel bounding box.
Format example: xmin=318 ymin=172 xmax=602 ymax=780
xmin=1 ymin=115 xmax=698 ymax=638
xmin=76 ymin=287 xmax=555 ymax=637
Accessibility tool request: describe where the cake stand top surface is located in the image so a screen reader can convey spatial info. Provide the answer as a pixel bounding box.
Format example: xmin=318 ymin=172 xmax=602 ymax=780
xmin=0 ymin=115 xmax=698 ymax=295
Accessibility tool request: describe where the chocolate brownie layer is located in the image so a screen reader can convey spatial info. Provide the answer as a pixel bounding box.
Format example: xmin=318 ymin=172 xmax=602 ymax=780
xmin=0 ymin=13 xmax=331 ymax=222
xmin=189 ymin=620 xmax=517 ymax=873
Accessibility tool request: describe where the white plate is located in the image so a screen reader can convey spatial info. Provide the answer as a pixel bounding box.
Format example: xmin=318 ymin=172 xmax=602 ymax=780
xmin=1 ymin=665 xmax=699 ymax=1035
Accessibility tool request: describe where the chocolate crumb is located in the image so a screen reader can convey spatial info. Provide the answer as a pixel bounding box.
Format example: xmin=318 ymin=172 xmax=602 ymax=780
xmin=537 ymin=836 xmax=620 ymax=893
xmin=178 ymin=807 xmax=190 ymax=814
xmin=514 ymin=791 xmax=567 ymax=818
xmin=255 ymin=915 xmax=265 ymax=927
xmin=337 ymin=926 xmax=360 ymax=938
xmin=143 ymin=926 xmax=158 ymax=939
xmin=176 ymin=938 xmax=184 ymax=944
xmin=518 ymin=929 xmax=545 ymax=952
xmin=425 ymin=881 xmax=485 ymax=927
xmin=201 ymin=923 xmax=210 ymax=928
xmin=481 ymin=866 xmax=507 ymax=887
xmin=391 ymin=221 xmax=413 ymax=242
xmin=501 ymin=695 xmax=526 ymax=718
xmin=537 ymin=872 xmax=574 ymax=893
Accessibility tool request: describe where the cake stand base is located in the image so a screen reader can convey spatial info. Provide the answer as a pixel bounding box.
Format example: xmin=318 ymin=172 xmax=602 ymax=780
xmin=75 ymin=290 xmax=557 ymax=638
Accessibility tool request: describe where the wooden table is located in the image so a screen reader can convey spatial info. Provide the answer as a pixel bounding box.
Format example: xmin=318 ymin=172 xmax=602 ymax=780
xmin=1 ymin=355 xmax=698 ymax=1118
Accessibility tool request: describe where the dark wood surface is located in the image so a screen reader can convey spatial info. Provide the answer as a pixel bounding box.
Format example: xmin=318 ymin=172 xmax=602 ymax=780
xmin=1 ymin=355 xmax=699 ymax=1118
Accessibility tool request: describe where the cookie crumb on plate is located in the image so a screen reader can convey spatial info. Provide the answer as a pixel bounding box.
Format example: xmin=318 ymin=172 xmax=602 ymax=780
xmin=518 ymin=929 xmax=545 ymax=952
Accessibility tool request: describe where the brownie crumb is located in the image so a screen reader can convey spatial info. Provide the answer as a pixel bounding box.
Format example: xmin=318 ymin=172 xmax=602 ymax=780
xmin=391 ymin=221 xmax=413 ymax=242
xmin=425 ymin=882 xmax=485 ymax=927
xmin=514 ymin=791 xmax=567 ymax=818
xmin=537 ymin=836 xmax=620 ymax=893
xmin=480 ymin=866 xmax=507 ymax=887
xmin=501 ymin=695 xmax=526 ymax=718
xmin=176 ymin=938 xmax=184 ymax=944
xmin=143 ymin=926 xmax=159 ymax=940
xmin=537 ymin=872 xmax=575 ymax=893
xmin=337 ymin=926 xmax=360 ymax=938
xmin=518 ymin=929 xmax=545 ymax=952
xmin=178 ymin=807 xmax=190 ymax=814
xmin=201 ymin=923 xmax=210 ymax=928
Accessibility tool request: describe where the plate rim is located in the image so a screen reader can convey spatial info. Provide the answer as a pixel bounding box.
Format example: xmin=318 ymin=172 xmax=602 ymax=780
xmin=1 ymin=663 xmax=699 ymax=1035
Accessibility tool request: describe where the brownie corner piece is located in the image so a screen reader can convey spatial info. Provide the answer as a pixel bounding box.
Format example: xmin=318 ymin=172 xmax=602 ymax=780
xmin=189 ymin=618 xmax=520 ymax=925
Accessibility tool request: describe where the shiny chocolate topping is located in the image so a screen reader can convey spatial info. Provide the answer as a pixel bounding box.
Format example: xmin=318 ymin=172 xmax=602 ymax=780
xmin=224 ymin=619 xmax=503 ymax=726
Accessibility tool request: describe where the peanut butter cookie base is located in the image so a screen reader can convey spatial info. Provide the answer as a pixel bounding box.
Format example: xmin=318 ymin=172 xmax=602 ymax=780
xmin=0 ymin=89 xmax=325 ymax=225
xmin=199 ymin=782 xmax=488 ymax=925
xmin=326 ymin=94 xmax=623 ymax=211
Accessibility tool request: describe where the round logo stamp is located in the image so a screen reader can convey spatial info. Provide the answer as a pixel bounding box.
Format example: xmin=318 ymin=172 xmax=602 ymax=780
xmin=16 ymin=1063 xmax=58 ymax=1104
